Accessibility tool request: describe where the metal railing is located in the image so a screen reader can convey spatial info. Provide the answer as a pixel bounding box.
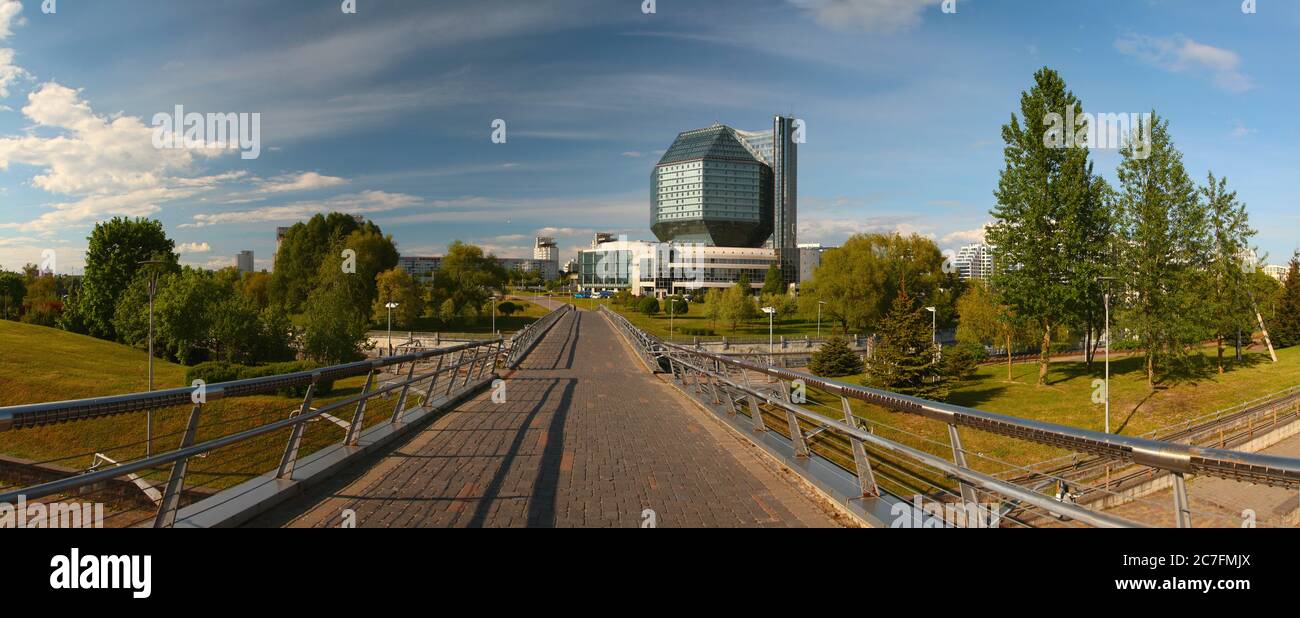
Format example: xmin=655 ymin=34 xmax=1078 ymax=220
xmin=0 ymin=337 xmax=507 ymax=527
xmin=504 ymin=304 xmax=572 ymax=369
xmin=600 ymin=306 xmax=1300 ymax=528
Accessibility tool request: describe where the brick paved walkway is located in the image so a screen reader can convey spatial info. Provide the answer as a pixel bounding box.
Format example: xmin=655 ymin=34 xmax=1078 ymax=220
xmin=268 ymin=310 xmax=840 ymax=528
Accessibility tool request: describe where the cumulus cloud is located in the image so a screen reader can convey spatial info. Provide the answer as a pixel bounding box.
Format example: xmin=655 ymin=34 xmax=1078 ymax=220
xmin=254 ymin=171 xmax=348 ymax=194
xmin=787 ymin=0 xmax=943 ymax=34
xmin=181 ymin=190 xmax=422 ymax=228
xmin=1114 ymin=34 xmax=1253 ymax=92
xmin=176 ymin=242 xmax=212 ymax=254
xmin=941 ymin=224 xmax=988 ymax=246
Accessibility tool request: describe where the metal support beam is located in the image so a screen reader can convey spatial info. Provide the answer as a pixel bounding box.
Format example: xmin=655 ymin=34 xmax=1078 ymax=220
xmin=389 ymin=362 xmax=417 ymax=425
xmin=948 ymin=423 xmax=980 ymax=508
xmin=748 ymin=394 xmax=767 ymax=432
xmin=277 ymin=377 xmax=319 ymax=479
xmin=782 ymin=382 xmax=810 ymax=458
xmin=446 ymin=350 xmax=464 ymax=396
xmin=422 ymin=355 xmax=445 ymax=407
xmin=152 ymin=403 xmax=202 ymax=528
xmin=842 ymin=396 xmax=879 ymax=497
xmin=344 ymin=370 xmax=375 ymax=446
xmin=1172 ymin=472 xmax=1193 ymax=528
xmin=461 ymin=345 xmax=481 ymax=387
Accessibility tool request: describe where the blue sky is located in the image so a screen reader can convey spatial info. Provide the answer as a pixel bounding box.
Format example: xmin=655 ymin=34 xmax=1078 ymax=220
xmin=0 ymin=0 xmax=1296 ymax=273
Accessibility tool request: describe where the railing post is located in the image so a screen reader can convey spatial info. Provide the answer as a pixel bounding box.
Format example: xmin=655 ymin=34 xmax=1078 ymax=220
xmin=277 ymin=376 xmax=319 ymax=479
xmin=461 ymin=345 xmax=482 ymax=387
xmin=421 ymin=355 xmax=445 ymax=406
xmin=748 ymin=394 xmax=767 ymax=432
xmin=948 ymin=423 xmax=979 ymax=508
xmin=446 ymin=350 xmax=464 ymax=396
xmin=344 ymin=369 xmax=376 ymax=446
xmin=842 ymin=396 xmax=879 ymax=497
xmin=781 ymin=382 xmax=810 ymax=459
xmin=389 ymin=362 xmax=417 ymax=424
xmin=152 ymin=403 xmax=203 ymax=528
xmin=1172 ymin=473 xmax=1193 ymax=528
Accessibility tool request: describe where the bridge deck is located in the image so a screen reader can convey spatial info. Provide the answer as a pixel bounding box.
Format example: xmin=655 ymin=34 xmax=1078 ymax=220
xmin=261 ymin=309 xmax=841 ymax=528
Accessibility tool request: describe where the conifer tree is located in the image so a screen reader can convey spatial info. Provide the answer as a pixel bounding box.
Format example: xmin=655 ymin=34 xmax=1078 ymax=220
xmin=809 ymin=336 xmax=864 ymax=377
xmin=864 ymin=291 xmax=949 ymax=400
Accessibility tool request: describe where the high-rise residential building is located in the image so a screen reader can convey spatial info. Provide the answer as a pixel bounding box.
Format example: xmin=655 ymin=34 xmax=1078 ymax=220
xmin=953 ymin=244 xmax=994 ymax=281
xmin=1263 ymin=264 xmax=1289 ymax=282
xmin=534 ymin=236 xmax=558 ymax=262
xmin=236 ymin=250 xmax=255 ymax=274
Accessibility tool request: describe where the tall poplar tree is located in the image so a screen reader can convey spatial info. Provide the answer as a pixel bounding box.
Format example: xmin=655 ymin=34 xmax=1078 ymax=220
xmin=986 ymin=68 xmax=1111 ymax=385
xmin=1116 ymin=112 xmax=1210 ymax=389
xmin=1202 ymin=173 xmax=1256 ymax=372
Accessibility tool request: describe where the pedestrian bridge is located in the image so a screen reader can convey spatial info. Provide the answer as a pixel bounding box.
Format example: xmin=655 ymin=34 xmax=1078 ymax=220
xmin=3 ymin=303 xmax=1300 ymax=528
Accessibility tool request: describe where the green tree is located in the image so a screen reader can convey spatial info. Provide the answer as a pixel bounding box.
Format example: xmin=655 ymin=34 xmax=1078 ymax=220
xmin=0 ymin=271 xmax=24 ymax=320
xmin=664 ymin=295 xmax=688 ymax=316
xmin=702 ymin=288 xmax=723 ymax=330
xmin=302 ymin=253 xmax=370 ymax=364
xmin=1116 ymin=112 xmax=1210 ymax=389
xmin=864 ymin=291 xmax=949 ymax=400
xmin=637 ymin=296 xmax=661 ymax=316
xmin=955 ymin=280 xmax=1031 ymax=381
xmin=809 ymin=336 xmax=864 ymax=377
xmin=1272 ymin=255 xmax=1300 ymax=348
xmin=798 ymin=233 xmax=946 ymax=334
xmin=270 ymin=213 xmax=370 ymax=312
xmin=373 ymin=267 xmax=424 ymax=328
xmin=432 ymin=241 xmax=507 ymax=317
xmin=986 ymin=67 xmax=1113 ymax=385
xmin=721 ymin=281 xmax=756 ymax=332
xmin=154 ymin=268 xmax=222 ymax=365
xmin=65 ymin=217 xmax=176 ymax=339
xmin=20 ymin=274 xmax=63 ymax=327
xmin=1202 ymin=173 xmax=1256 ymax=372
xmin=438 ymin=298 xmax=458 ymax=326
xmin=760 ymin=263 xmax=784 ymax=296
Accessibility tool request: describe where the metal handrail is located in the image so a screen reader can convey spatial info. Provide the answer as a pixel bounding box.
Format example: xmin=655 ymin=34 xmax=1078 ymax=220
xmin=0 ymin=337 xmax=505 ymax=527
xmin=505 ymin=304 xmax=571 ymax=368
xmin=601 ymin=305 xmax=1300 ymax=527
xmin=661 ymin=341 xmax=1300 ymax=489
xmin=0 ymin=339 xmax=497 ymax=432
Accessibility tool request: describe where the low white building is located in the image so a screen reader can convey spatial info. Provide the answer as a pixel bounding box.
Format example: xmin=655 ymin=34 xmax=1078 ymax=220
xmin=577 ymin=239 xmax=777 ymax=297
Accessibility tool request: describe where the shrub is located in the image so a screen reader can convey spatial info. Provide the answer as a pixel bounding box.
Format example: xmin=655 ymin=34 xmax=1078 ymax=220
xmin=186 ymin=360 xmax=336 ymax=397
xmin=678 ymin=327 xmax=716 ymax=337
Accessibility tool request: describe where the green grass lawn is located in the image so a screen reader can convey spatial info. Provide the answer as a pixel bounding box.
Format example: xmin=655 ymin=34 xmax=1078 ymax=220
xmin=0 ymin=320 xmax=381 ymax=495
xmin=566 ymin=297 xmax=834 ymax=341
xmin=804 ymin=344 xmax=1300 ymax=474
xmin=368 ymin=298 xmax=551 ymax=335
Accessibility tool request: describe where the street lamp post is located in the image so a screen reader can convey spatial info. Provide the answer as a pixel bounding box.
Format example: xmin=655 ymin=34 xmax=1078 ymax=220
xmin=669 ymin=294 xmax=675 ymax=342
xmin=1097 ymin=276 xmax=1116 ymax=434
xmin=762 ymin=306 xmax=776 ymax=366
xmin=817 ymin=300 xmax=826 ymax=339
xmin=491 ymin=295 xmax=499 ymax=336
xmin=385 ymin=301 xmax=400 ymax=356
xmin=138 ymin=259 xmax=167 ymax=457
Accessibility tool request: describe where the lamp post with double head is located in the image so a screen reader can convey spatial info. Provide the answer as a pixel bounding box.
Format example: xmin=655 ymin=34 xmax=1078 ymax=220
xmin=762 ymin=306 xmax=776 ymax=366
xmin=385 ymin=301 xmax=399 ymax=356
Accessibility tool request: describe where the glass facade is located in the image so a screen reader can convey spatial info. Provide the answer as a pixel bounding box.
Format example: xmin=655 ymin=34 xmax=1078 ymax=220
xmin=651 ymin=125 xmax=773 ymax=247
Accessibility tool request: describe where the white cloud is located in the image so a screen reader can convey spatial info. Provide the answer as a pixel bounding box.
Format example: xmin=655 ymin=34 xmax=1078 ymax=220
xmin=0 ymin=48 xmax=27 ymax=98
xmin=621 ymin=151 xmax=643 ymax=158
xmin=182 ymin=190 xmax=422 ymax=228
xmin=254 ymin=171 xmax=348 ymax=194
xmin=941 ymin=224 xmax=988 ymax=247
xmin=787 ymin=0 xmax=943 ymax=34
xmin=1228 ymin=120 xmax=1256 ymax=139
xmin=176 ymin=242 xmax=211 ymax=254
xmin=1114 ymin=34 xmax=1253 ymax=92
xmin=0 ymin=1 xmax=23 ymax=40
